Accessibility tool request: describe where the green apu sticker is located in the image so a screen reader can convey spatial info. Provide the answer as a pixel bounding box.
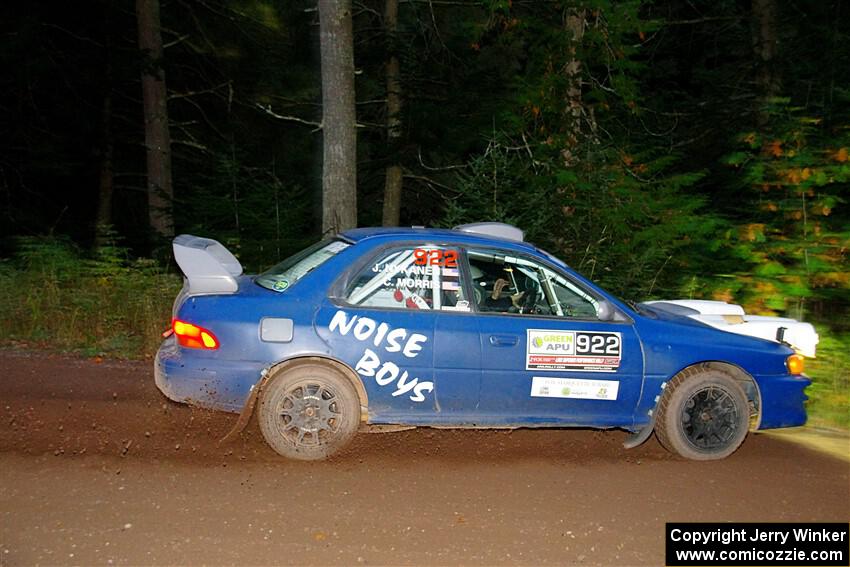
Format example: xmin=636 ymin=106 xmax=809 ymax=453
xmin=272 ymin=280 xmax=290 ymax=292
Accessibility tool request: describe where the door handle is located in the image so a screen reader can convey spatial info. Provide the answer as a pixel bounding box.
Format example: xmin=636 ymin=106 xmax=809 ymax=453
xmin=489 ymin=334 xmax=519 ymax=347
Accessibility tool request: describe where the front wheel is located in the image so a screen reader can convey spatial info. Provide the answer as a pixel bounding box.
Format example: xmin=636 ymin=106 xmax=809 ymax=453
xmin=258 ymin=363 xmax=361 ymax=460
xmin=655 ymin=367 xmax=750 ymax=460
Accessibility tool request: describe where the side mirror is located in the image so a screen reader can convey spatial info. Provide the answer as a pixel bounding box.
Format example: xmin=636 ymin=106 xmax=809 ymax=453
xmin=596 ymin=300 xmax=615 ymax=321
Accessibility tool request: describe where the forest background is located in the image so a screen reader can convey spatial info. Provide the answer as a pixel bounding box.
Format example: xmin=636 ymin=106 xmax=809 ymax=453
xmin=0 ymin=0 xmax=847 ymax=427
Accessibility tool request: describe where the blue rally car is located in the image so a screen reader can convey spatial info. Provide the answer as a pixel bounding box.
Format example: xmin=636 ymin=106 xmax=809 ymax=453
xmin=155 ymin=223 xmax=813 ymax=461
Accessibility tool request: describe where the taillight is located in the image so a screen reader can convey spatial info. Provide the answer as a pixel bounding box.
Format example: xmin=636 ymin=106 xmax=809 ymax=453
xmin=172 ymin=319 xmax=219 ymax=350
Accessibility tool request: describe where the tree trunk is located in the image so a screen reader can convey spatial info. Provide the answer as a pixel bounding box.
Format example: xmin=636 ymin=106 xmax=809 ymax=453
xmin=562 ymin=8 xmax=585 ymax=164
xmin=137 ymin=0 xmax=174 ymax=239
xmin=95 ymin=86 xmax=114 ymax=236
xmin=95 ymin=25 xmax=114 ymax=244
xmin=319 ymin=0 xmax=358 ymax=234
xmin=381 ymin=0 xmax=403 ymax=227
xmin=751 ymin=0 xmax=780 ymax=126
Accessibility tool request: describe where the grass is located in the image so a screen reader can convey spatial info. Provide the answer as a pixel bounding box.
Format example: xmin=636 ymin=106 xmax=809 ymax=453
xmin=0 ymin=236 xmax=181 ymax=358
xmin=0 ymin=236 xmax=846 ymax=430
xmin=806 ymin=331 xmax=850 ymax=430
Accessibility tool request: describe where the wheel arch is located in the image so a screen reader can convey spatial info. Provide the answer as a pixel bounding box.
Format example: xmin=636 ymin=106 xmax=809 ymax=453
xmin=265 ymin=355 xmax=369 ymax=419
xmin=219 ymin=354 xmax=369 ymax=445
xmin=666 ymin=361 xmax=762 ymax=430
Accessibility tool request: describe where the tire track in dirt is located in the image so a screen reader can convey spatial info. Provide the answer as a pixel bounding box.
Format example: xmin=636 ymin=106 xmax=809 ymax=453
xmin=1 ymin=349 xmax=847 ymax=565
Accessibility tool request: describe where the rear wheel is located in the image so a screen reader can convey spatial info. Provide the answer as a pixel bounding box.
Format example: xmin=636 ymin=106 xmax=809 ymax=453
xmin=258 ymin=363 xmax=360 ymax=460
xmin=655 ymin=367 xmax=750 ymax=460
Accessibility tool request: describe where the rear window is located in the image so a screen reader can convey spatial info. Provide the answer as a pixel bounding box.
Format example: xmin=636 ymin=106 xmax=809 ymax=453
xmin=344 ymin=246 xmax=468 ymax=311
xmin=255 ymin=239 xmax=350 ymax=292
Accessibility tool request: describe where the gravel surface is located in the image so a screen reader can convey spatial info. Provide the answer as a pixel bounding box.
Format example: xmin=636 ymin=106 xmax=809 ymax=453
xmin=1 ymin=349 xmax=847 ymax=565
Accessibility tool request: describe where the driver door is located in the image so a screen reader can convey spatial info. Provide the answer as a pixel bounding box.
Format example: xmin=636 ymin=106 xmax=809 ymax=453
xmin=464 ymin=247 xmax=644 ymax=428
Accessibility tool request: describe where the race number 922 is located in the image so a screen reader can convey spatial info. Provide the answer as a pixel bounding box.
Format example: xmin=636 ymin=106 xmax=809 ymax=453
xmin=576 ymin=332 xmax=621 ymax=356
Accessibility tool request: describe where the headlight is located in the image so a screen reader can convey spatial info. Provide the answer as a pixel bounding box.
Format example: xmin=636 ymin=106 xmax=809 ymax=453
xmin=786 ymin=354 xmax=805 ymax=375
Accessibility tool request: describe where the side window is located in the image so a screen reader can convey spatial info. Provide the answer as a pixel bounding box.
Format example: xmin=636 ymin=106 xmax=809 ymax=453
xmin=344 ymin=246 xmax=469 ymax=311
xmin=466 ymin=248 xmax=599 ymax=319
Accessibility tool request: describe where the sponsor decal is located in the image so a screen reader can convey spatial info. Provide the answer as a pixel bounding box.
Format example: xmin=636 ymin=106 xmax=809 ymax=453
xmin=530 ymin=376 xmax=619 ymax=400
xmin=441 ymin=300 xmax=470 ymax=312
xmin=526 ymin=329 xmax=622 ymax=372
xmin=325 ymin=241 xmax=350 ymax=253
xmin=271 ymin=279 xmax=290 ymax=292
xmin=328 ymin=310 xmax=434 ymax=402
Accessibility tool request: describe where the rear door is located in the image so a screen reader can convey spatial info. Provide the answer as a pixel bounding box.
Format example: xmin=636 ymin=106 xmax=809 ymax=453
xmin=464 ymin=247 xmax=644 ymax=428
xmin=317 ymin=244 xmax=480 ymax=424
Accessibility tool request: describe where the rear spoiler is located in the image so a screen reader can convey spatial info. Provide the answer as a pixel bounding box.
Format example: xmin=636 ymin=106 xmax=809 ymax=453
xmin=173 ymin=234 xmax=243 ymax=294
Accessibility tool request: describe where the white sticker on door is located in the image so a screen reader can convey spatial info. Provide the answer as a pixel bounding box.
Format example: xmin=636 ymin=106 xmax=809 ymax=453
xmin=526 ymin=329 xmax=621 ymax=372
xmin=530 ymin=376 xmax=619 ymax=400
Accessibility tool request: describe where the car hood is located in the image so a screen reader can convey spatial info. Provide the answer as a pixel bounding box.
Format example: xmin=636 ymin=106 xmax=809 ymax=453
xmin=639 ymin=299 xmax=817 ymax=357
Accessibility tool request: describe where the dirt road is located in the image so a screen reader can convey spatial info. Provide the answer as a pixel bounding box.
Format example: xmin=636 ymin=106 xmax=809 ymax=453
xmin=1 ymin=350 xmax=847 ymax=566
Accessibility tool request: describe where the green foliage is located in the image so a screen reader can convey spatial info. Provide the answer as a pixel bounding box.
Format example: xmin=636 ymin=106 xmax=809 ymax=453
xmin=718 ymin=102 xmax=850 ymax=319
xmin=486 ymin=0 xmax=652 ymax=143
xmin=439 ymin=1 xmax=722 ymax=301
xmin=441 ymin=135 xmax=715 ymax=299
xmin=178 ymin=152 xmax=314 ymax=272
xmin=0 ymin=235 xmax=181 ymax=358
xmin=806 ymin=331 xmax=850 ymax=429
xmin=440 ymin=138 xmax=543 ymax=232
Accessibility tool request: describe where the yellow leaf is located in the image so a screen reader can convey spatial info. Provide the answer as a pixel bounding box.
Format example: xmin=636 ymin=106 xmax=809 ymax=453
xmin=813 ymin=272 xmax=850 ymax=287
xmin=801 ymin=167 xmax=812 ymax=180
xmin=835 ymin=147 xmax=849 ymax=162
xmin=765 ymin=140 xmax=783 ymax=157
xmin=741 ymin=223 xmax=765 ymax=241
xmin=712 ymin=289 xmax=734 ymax=303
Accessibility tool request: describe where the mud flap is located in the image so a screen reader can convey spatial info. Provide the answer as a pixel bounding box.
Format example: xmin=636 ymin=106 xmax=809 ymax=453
xmin=623 ymin=420 xmax=655 ymax=449
xmin=219 ymin=380 xmax=263 ymax=445
xmin=219 ymin=359 xmax=369 ymax=444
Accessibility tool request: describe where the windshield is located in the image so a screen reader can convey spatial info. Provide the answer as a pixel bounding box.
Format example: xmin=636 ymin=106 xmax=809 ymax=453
xmin=533 ymin=245 xmax=638 ymax=313
xmin=255 ymin=239 xmax=350 ymax=292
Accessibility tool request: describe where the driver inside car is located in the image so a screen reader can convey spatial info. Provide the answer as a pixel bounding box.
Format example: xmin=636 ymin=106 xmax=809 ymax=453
xmin=483 ymin=277 xmax=525 ymax=312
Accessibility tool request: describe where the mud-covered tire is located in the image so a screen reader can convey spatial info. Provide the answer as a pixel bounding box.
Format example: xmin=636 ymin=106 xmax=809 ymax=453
xmin=655 ymin=367 xmax=750 ymax=461
xmin=258 ymin=362 xmax=360 ymax=461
